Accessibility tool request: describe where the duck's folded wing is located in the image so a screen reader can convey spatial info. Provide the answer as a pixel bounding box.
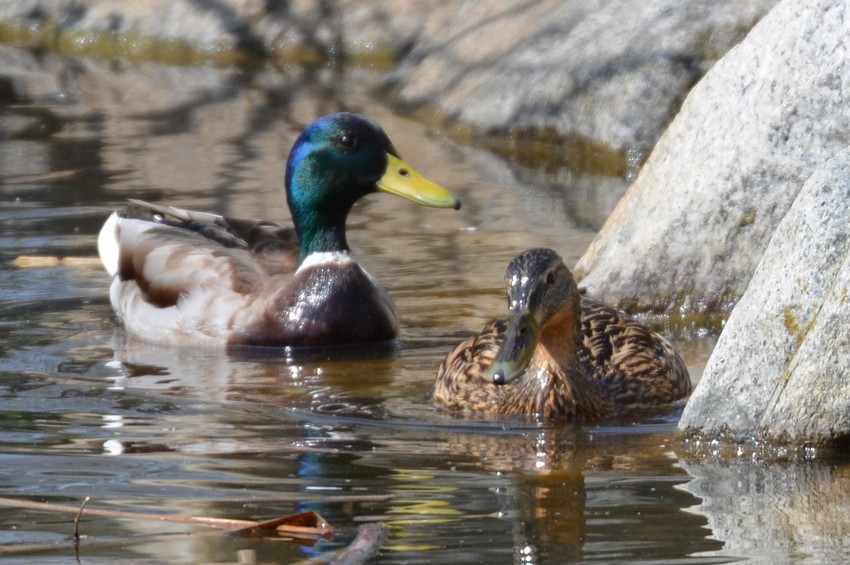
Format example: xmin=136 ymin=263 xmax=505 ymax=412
xmin=126 ymin=199 xmax=222 ymax=225
xmin=98 ymin=212 xmax=298 ymax=344
xmin=105 ymin=216 xmax=269 ymax=308
xmin=122 ymin=199 xmax=300 ymax=273
xmin=125 ymin=199 xmax=294 ymax=250
xmin=579 ymin=296 xmax=691 ymax=404
xmin=98 ymin=203 xmax=303 ymax=343
xmin=436 ymin=319 xmax=506 ymax=387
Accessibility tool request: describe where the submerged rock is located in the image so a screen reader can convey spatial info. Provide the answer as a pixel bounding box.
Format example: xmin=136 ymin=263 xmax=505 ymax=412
xmin=679 ymin=150 xmax=850 ymax=445
xmin=574 ymin=0 xmax=850 ymax=317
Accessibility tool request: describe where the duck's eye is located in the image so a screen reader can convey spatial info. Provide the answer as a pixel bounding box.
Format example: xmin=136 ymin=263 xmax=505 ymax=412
xmin=545 ymin=271 xmax=556 ymax=285
xmin=335 ymin=133 xmax=357 ymax=149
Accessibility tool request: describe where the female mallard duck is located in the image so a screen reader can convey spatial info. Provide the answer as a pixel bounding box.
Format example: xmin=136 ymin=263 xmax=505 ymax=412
xmin=434 ymin=248 xmax=691 ymax=420
xmin=98 ymin=112 xmax=461 ymax=348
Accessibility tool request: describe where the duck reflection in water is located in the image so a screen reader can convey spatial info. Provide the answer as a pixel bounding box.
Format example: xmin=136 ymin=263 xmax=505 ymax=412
xmin=433 ymin=422 xmax=688 ymax=563
xmin=105 ymin=336 xmax=399 ymax=419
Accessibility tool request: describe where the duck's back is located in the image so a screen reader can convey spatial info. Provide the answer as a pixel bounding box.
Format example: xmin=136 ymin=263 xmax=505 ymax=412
xmin=578 ymin=296 xmax=691 ymax=408
xmin=123 ymin=199 xmax=301 ymax=274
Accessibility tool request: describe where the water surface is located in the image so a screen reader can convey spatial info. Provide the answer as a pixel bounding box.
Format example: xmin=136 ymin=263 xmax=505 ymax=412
xmin=1 ymin=45 xmax=847 ymax=564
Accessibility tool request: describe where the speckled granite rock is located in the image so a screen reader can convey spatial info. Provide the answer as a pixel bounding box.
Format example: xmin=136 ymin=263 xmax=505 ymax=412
xmin=678 ymin=150 xmax=850 ymax=445
xmin=574 ymin=0 xmax=850 ymax=317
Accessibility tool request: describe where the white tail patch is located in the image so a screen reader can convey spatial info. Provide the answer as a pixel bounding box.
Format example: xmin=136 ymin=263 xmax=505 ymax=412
xmin=98 ymin=211 xmax=120 ymax=277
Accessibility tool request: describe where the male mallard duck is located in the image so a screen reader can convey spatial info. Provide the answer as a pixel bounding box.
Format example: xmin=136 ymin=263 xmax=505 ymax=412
xmin=434 ymin=248 xmax=691 ymax=420
xmin=98 ymin=112 xmax=461 ymax=348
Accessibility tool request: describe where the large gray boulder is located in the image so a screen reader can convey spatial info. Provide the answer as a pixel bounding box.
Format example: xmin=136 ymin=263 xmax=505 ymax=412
xmin=574 ymin=0 xmax=850 ymax=316
xmin=678 ymin=150 xmax=850 ymax=445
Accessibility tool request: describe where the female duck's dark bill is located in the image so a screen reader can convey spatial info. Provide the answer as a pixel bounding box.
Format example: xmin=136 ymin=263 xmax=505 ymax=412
xmin=378 ymin=154 xmax=462 ymax=210
xmin=485 ymin=309 xmax=542 ymax=384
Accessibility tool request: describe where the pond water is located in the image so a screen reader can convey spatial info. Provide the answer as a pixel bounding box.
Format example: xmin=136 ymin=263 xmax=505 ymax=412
xmin=1 ymin=45 xmax=849 ymax=564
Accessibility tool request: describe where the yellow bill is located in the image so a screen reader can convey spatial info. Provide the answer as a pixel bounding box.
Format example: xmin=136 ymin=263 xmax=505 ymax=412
xmin=377 ymin=153 xmax=461 ymax=210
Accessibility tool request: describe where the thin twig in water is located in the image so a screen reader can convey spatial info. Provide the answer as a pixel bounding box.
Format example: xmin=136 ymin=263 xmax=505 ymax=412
xmin=73 ymin=496 xmax=91 ymax=544
xmin=0 ymin=495 xmax=332 ymax=541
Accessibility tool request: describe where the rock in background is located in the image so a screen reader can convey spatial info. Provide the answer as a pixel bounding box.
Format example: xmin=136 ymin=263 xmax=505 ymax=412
xmin=574 ymin=0 xmax=850 ymax=317
xmin=385 ymin=0 xmax=776 ymax=156
xmin=0 ymin=0 xmax=776 ymax=158
xmin=0 ymin=0 xmax=423 ymax=54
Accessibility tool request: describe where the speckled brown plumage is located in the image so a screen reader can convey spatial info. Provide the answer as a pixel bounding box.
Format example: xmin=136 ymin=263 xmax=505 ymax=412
xmin=434 ymin=248 xmax=691 ymax=421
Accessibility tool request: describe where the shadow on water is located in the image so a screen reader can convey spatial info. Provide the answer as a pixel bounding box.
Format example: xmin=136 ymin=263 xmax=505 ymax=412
xmin=1 ymin=43 xmax=848 ymax=564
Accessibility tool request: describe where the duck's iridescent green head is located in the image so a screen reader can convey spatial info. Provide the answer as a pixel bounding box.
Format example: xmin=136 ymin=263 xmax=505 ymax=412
xmin=285 ymin=112 xmax=461 ymax=260
xmin=486 ymin=248 xmax=579 ymax=385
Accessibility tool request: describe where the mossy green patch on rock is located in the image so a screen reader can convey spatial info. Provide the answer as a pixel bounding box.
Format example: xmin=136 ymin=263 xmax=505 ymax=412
xmin=0 ymin=18 xmax=399 ymax=70
xmin=0 ymin=19 xmax=259 ymax=66
xmin=383 ymin=95 xmax=630 ymax=178
xmin=783 ymin=304 xmax=804 ymax=346
xmin=782 ymin=303 xmax=819 ymax=349
xmin=474 ymin=126 xmax=629 ymax=178
xmin=738 ymin=212 xmax=756 ymax=227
